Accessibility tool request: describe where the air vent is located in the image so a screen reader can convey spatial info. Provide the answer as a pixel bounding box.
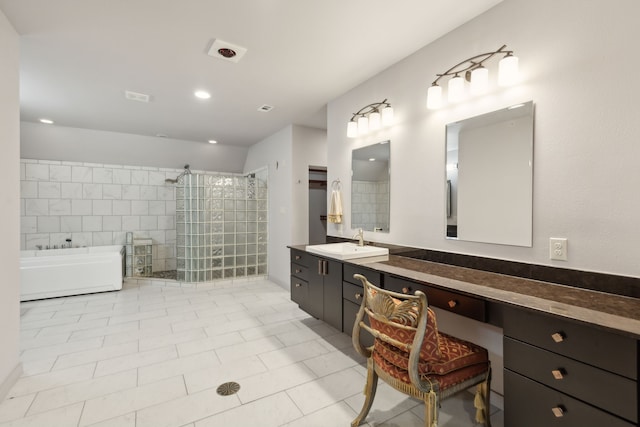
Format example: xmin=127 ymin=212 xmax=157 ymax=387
xmin=207 ymin=39 xmax=248 ymax=63
xmin=257 ymin=104 xmax=274 ymax=112
xmin=125 ymin=90 xmax=150 ymax=103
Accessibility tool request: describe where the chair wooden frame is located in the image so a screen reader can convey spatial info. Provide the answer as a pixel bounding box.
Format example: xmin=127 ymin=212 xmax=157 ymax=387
xmin=351 ymin=274 xmax=491 ymax=427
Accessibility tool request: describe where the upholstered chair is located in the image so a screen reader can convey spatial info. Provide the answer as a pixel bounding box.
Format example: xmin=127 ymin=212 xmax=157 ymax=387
xmin=351 ymin=274 xmax=492 ymax=427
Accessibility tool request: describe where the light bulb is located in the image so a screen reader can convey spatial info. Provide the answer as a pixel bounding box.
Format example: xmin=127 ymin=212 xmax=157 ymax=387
xmin=426 ymin=84 xmax=443 ymax=110
xmin=448 ymin=75 xmax=465 ymax=103
xmin=346 ymin=120 xmax=358 ymax=138
xmin=357 ymin=115 xmax=369 ymax=135
xmin=498 ymin=54 xmax=519 ymax=86
xmin=368 ymin=111 xmax=381 ymax=130
xmin=381 ymin=105 xmax=394 ymax=126
xmin=470 ymin=66 xmax=489 ymax=95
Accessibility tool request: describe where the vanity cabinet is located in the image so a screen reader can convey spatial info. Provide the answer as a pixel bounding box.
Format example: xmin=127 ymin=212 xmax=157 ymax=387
xmin=503 ymin=307 xmax=638 ymax=426
xmin=384 ymin=275 xmax=486 ymax=322
xmin=342 ymin=264 xmax=380 ymax=347
xmin=290 ymin=249 xmax=342 ymax=330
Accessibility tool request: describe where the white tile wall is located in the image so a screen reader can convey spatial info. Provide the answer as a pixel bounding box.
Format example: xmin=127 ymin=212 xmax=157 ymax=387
xmin=20 ymin=159 xmax=181 ymax=272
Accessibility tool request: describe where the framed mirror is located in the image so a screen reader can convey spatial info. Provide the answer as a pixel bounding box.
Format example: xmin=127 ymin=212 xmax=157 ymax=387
xmin=446 ymin=101 xmax=534 ymax=246
xmin=352 ymin=141 xmax=390 ymax=232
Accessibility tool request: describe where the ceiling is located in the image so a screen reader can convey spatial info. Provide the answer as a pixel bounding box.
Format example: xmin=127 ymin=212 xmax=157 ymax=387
xmin=0 ymin=0 xmax=502 ymax=147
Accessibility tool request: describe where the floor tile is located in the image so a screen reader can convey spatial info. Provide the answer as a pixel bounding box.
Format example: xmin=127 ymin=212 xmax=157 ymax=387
xmin=214 ymin=336 xmax=284 ymax=364
xmin=138 ymin=350 xmax=219 ymax=385
xmin=175 ymin=331 xmax=245 ymax=357
xmin=282 ymin=401 xmax=358 ymax=427
xmin=53 ymin=341 xmax=138 ymax=370
xmin=183 ymin=355 xmax=268 ymax=394
xmin=136 ymin=387 xmax=240 ymax=427
xmin=195 ymin=392 xmax=301 ymax=427
xmin=139 ymin=328 xmax=207 ymax=352
xmin=20 ymin=336 xmax=104 ymax=363
xmin=258 ymin=339 xmax=329 ymax=370
xmin=236 ymin=362 xmax=316 ymax=404
xmin=84 ymin=412 xmax=135 ymax=427
xmin=344 ymin=381 xmax=421 ymax=425
xmin=79 ymin=375 xmax=186 ymax=426
xmin=27 ymin=369 xmax=137 ymax=415
xmin=94 ymin=345 xmax=178 ymax=377
xmin=302 ymin=346 xmax=361 ymax=377
xmin=239 ymin=320 xmax=301 ymax=342
xmin=203 ymin=318 xmax=263 ymax=337
xmin=286 ymin=367 xmax=364 ymax=415
xmin=0 ymin=394 xmax=34 ymax=424
xmin=0 ymin=401 xmax=83 ymax=427
xmin=8 ymin=363 xmax=96 ymax=397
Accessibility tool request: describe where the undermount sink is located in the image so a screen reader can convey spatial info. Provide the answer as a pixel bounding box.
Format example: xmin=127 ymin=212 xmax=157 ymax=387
xmin=305 ymin=242 xmax=389 ymax=260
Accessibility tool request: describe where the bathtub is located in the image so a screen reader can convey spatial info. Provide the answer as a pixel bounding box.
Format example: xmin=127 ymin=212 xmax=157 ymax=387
xmin=20 ymin=245 xmax=125 ymax=301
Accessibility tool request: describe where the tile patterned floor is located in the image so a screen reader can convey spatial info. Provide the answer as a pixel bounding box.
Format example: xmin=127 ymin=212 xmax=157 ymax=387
xmin=2 ymin=277 xmax=504 ymax=426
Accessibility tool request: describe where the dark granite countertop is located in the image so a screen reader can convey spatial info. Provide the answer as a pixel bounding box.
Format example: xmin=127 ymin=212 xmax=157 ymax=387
xmin=291 ymin=245 xmax=640 ymax=339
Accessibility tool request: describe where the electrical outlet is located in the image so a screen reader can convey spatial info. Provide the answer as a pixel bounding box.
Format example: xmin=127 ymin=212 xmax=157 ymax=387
xmin=549 ymin=238 xmax=568 ymax=261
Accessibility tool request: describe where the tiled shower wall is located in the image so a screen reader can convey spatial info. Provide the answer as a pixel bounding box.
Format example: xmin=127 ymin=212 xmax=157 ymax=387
xmin=20 ymin=159 xmax=181 ymax=272
xmin=351 ymin=180 xmax=390 ymax=232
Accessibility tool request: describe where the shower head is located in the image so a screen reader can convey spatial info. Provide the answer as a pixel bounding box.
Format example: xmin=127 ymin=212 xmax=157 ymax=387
xmin=165 ymin=164 xmax=192 ymax=184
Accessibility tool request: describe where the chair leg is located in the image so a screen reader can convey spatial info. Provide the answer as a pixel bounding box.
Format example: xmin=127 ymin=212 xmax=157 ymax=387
xmin=424 ymin=389 xmax=438 ymax=427
xmin=474 ymin=371 xmax=492 ymax=427
xmin=483 ymin=371 xmax=492 ymax=427
xmin=351 ymin=357 xmax=379 ymax=427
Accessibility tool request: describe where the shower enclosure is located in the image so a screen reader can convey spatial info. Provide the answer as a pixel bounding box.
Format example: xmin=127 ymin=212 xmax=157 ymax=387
xmin=175 ymin=173 xmax=268 ymax=282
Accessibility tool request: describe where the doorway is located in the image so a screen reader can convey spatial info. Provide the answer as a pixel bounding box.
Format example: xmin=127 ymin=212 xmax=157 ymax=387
xmin=308 ymin=167 xmax=327 ymax=244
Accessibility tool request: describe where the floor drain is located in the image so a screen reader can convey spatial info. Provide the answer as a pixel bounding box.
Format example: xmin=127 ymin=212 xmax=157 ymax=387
xmin=216 ymin=381 xmax=240 ymax=396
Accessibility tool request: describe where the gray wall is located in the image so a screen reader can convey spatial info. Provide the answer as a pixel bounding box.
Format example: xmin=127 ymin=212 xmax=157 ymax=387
xmin=0 ymin=9 xmax=22 ymax=399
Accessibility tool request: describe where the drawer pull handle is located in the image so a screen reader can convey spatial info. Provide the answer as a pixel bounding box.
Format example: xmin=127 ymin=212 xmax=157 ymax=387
xmin=402 ymin=287 xmax=411 ymax=294
xmin=551 ymin=406 xmax=565 ymax=418
xmin=551 ymin=369 xmax=565 ymax=380
xmin=295 ymin=283 xmax=302 ymax=288
xmin=295 ymin=255 xmax=301 ymax=260
xmin=447 ymin=300 xmax=458 ymax=308
xmin=355 ymin=293 xmax=363 ymax=300
xmin=551 ymin=332 xmax=565 ymax=343
xmin=295 ymin=269 xmax=302 ymax=273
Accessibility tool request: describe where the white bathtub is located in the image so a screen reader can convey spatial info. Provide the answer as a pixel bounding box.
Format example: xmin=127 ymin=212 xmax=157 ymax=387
xmin=20 ymin=245 xmax=125 ymax=301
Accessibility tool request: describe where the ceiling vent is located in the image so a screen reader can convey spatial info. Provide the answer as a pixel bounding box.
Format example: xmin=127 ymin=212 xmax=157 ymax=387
xmin=125 ymin=90 xmax=150 ymax=103
xmin=257 ymin=104 xmax=274 ymax=112
xmin=207 ymin=39 xmax=248 ymax=63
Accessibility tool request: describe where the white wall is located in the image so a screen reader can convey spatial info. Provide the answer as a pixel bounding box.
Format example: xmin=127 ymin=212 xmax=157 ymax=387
xmin=327 ymin=0 xmax=640 ymax=401
xmin=328 ymin=0 xmax=640 ymax=279
xmin=0 ymin=9 xmax=22 ymax=399
xmin=21 ymin=122 xmax=249 ymax=173
xmin=244 ymin=125 xmax=327 ymax=289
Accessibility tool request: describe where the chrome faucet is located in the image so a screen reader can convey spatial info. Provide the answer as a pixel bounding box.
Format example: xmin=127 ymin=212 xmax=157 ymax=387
xmin=353 ymin=228 xmax=365 ymax=247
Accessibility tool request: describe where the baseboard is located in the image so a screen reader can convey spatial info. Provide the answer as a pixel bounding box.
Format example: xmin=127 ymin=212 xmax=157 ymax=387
xmin=0 ymin=362 xmax=23 ymax=402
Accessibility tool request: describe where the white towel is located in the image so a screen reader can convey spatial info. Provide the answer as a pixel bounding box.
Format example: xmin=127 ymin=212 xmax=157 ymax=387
xmin=328 ymin=189 xmax=343 ymax=224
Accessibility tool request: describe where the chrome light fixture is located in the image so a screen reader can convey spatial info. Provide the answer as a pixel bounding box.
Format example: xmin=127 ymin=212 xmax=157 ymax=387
xmin=346 ymin=99 xmax=394 ymax=138
xmin=426 ymin=45 xmax=519 ymax=110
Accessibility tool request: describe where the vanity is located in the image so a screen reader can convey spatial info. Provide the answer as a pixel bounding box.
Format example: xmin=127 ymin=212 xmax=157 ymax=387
xmin=288 ymin=244 xmax=640 ymax=426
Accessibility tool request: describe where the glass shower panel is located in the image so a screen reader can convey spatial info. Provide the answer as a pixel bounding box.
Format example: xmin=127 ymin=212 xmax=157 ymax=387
xmin=176 ymin=173 xmax=268 ymax=282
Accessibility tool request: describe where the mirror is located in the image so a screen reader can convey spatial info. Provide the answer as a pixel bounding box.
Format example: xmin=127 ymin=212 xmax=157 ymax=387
xmin=446 ymin=101 xmax=534 ymax=246
xmin=352 ymin=141 xmax=390 ymax=232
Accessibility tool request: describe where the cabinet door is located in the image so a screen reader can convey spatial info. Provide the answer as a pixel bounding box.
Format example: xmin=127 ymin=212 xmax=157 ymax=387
xmin=323 ymin=259 xmax=342 ymax=331
xmin=290 ymin=276 xmax=308 ymax=307
xmin=307 ymin=256 xmax=325 ymax=320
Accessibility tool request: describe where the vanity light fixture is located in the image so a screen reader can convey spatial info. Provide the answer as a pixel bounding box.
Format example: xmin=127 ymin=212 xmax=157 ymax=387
xmin=346 ymin=99 xmax=394 ymax=138
xmin=426 ymin=45 xmax=519 ymax=110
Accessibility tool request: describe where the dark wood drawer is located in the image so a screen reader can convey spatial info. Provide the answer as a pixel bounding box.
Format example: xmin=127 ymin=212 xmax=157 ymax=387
xmin=343 ymin=264 xmax=382 ymax=287
xmin=343 ymin=299 xmax=374 ymax=348
xmin=503 ymin=307 xmax=638 ymax=380
xmin=290 ymin=249 xmax=309 ymax=266
xmin=343 ymin=281 xmax=365 ymax=305
xmin=385 ymin=275 xmax=486 ymax=322
xmin=290 ymin=276 xmax=308 ymax=306
xmin=505 ymin=369 xmax=634 ymax=427
xmin=290 ymin=262 xmax=308 ymax=282
xmin=504 ymin=337 xmax=637 ymax=423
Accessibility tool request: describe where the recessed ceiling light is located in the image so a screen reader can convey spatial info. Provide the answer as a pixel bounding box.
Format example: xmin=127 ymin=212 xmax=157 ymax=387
xmin=39 ymin=118 xmax=54 ymax=124
xmin=369 ymin=158 xmax=376 ymax=162
xmin=195 ymin=90 xmax=211 ymax=99
xmin=208 ymin=140 xmax=218 ymax=144
xmin=257 ymin=104 xmax=274 ymax=112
